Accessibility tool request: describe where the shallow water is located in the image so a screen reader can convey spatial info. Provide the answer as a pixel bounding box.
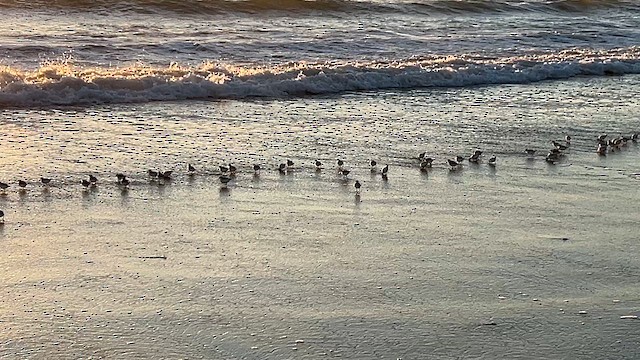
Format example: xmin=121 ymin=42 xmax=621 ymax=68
xmin=1 ymin=74 xmax=639 ymax=180
xmin=1 ymin=74 xmax=639 ymax=359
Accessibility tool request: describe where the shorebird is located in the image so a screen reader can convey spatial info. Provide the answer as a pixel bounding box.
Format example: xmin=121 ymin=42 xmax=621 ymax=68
xmin=81 ymin=179 xmax=91 ymax=188
xmin=219 ymin=165 xmax=229 ymax=173
xmin=159 ymin=171 xmax=172 ymax=180
xmin=116 ymin=173 xmax=126 ymax=183
xmin=188 ymin=164 xmax=196 ymax=174
xmin=525 ymin=149 xmax=536 ymax=156
xmin=596 ymin=143 xmax=607 ymax=155
xmin=632 ymin=133 xmax=638 ymax=142
xmin=337 ymin=159 xmax=344 ymax=172
xmin=552 ymin=141 xmax=568 ymax=151
xmin=219 ymin=175 xmax=232 ymax=187
xmin=253 ymin=164 xmax=261 ymax=174
xmin=456 ymin=155 xmax=464 ymax=163
xmin=0 ymin=182 xmax=9 ymax=192
xmin=382 ymin=164 xmax=389 ymax=175
xmin=447 ymin=159 xmax=459 ymax=170
xmin=370 ymin=159 xmax=377 ymax=172
xmin=420 ymin=157 xmax=434 ymax=171
xmin=469 ymin=151 xmax=481 ymax=163
xmin=148 ymin=169 xmax=158 ymax=178
xmin=41 ymin=177 xmax=52 ymax=186
xmin=341 ymin=169 xmax=351 ymax=178
xmin=315 ymin=160 xmax=323 ymax=170
xmin=120 ymin=177 xmax=130 ymax=188
xmin=89 ymin=175 xmax=98 ymax=184
xmin=418 ymin=152 xmax=426 ymax=160
xmin=546 ymin=150 xmax=561 ymax=162
xmin=228 ymin=164 xmax=237 ymax=175
xmin=597 ymin=134 xmax=607 ymax=142
xmin=18 ymin=180 xmax=27 ymax=188
xmin=354 ymin=180 xmax=362 ymax=195
xmin=565 ymin=135 xmax=571 ymax=144
xmin=278 ymin=163 xmax=287 ymax=173
xmin=0 ymin=209 xmax=4 ymax=223
xmin=286 ymin=159 xmax=294 ymax=168
xmin=488 ymin=155 xmax=497 ymax=166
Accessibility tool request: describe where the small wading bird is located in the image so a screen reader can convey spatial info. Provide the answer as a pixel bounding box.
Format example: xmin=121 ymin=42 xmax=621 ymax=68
xmin=286 ymin=159 xmax=294 ymax=168
xmin=228 ymin=164 xmax=237 ymax=175
xmin=0 ymin=209 xmax=4 ymax=223
xmin=315 ymin=160 xmax=323 ymax=171
xmin=420 ymin=158 xmax=434 ymax=171
xmin=382 ymin=164 xmax=389 ymax=176
xmin=41 ymin=177 xmax=52 ymax=186
xmin=525 ymin=149 xmax=536 ymax=156
xmin=159 ymin=171 xmax=172 ymax=180
xmin=488 ymin=155 xmax=497 ymax=166
xmin=278 ymin=163 xmax=287 ymax=173
xmin=18 ymin=180 xmax=27 ymax=189
xmin=448 ymin=159 xmax=459 ymax=170
xmin=148 ymin=169 xmax=158 ymax=178
xmin=188 ymin=164 xmax=196 ymax=174
xmin=0 ymin=182 xmax=9 ymax=192
xmin=370 ymin=160 xmax=377 ymax=172
xmin=89 ymin=175 xmax=98 ymax=184
xmin=219 ymin=175 xmax=232 ymax=187
xmin=81 ymin=179 xmax=91 ymax=188
xmin=253 ymin=164 xmax=261 ymax=175
xmin=469 ymin=150 xmax=482 ymax=163
xmin=354 ymin=180 xmax=362 ymax=195
xmin=552 ymin=140 xmax=568 ymax=151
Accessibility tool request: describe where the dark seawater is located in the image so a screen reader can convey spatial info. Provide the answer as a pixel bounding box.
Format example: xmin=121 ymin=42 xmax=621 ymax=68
xmin=1 ymin=0 xmax=640 ymax=107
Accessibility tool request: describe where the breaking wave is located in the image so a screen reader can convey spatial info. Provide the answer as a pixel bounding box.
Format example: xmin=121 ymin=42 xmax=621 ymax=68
xmin=2 ymin=47 xmax=640 ymax=108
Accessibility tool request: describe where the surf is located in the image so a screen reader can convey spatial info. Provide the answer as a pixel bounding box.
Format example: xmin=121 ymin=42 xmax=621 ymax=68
xmin=2 ymin=47 xmax=640 ymax=108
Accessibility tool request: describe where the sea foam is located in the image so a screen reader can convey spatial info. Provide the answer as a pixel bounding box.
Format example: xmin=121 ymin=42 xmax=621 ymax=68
xmin=1 ymin=48 xmax=639 ymax=108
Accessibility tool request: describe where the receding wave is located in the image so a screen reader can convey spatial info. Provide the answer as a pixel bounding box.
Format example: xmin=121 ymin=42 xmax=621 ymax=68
xmin=0 ymin=0 xmax=638 ymax=15
xmin=1 ymin=47 xmax=640 ymax=108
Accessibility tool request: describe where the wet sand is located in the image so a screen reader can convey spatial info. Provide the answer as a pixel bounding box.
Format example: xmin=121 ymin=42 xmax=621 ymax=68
xmin=1 ymin=152 xmax=639 ymax=359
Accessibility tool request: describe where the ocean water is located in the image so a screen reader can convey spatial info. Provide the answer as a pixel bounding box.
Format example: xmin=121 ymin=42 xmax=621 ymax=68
xmin=1 ymin=1 xmax=640 ymax=359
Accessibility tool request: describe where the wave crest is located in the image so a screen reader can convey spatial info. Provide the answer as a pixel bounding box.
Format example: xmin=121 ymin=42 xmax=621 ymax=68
xmin=2 ymin=48 xmax=640 ymax=108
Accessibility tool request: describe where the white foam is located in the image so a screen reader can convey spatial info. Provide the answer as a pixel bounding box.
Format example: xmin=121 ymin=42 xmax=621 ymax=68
xmin=1 ymin=47 xmax=640 ymax=108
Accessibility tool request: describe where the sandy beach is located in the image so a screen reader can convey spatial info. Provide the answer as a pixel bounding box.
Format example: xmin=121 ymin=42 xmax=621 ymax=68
xmin=1 ymin=124 xmax=639 ymax=358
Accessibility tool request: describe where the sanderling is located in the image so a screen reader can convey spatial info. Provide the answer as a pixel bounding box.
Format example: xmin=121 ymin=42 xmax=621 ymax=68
xmin=219 ymin=175 xmax=232 ymax=187
xmin=354 ymin=180 xmax=362 ymax=194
